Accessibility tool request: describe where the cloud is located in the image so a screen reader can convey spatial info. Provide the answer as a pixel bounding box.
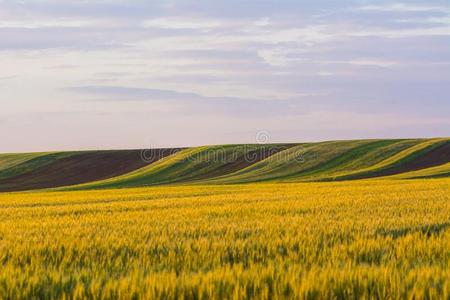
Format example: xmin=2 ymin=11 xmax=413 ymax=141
xmin=141 ymin=18 xmax=223 ymax=30
xmin=0 ymin=19 xmax=93 ymax=29
xmin=397 ymin=15 xmax=450 ymax=26
xmin=350 ymin=27 xmax=450 ymax=38
xmin=67 ymin=85 xmax=322 ymax=117
xmin=67 ymin=80 xmax=446 ymax=121
xmin=68 ymin=86 xmax=202 ymax=101
xmin=358 ymin=3 xmax=447 ymax=13
xmin=344 ymin=59 xmax=399 ymax=68
xmin=257 ymin=48 xmax=308 ymax=67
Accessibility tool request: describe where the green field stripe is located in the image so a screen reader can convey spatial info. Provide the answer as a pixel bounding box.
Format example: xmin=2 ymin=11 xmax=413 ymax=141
xmin=292 ymin=139 xmax=421 ymax=181
xmin=0 ymin=152 xmax=81 ymax=181
xmin=284 ymin=140 xmax=399 ymax=179
xmin=213 ymin=140 xmax=377 ymax=183
xmin=197 ymin=144 xmax=300 ymax=183
xmin=180 ymin=144 xmax=296 ymax=184
xmin=334 ymin=138 xmax=449 ymax=180
xmin=388 ymin=162 xmax=450 ymax=179
xmin=0 ymin=153 xmax=50 ymax=173
xmin=207 ymin=143 xmax=320 ymax=183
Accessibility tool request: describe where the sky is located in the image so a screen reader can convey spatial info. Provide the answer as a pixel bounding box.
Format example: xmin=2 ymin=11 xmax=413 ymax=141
xmin=1 ymin=0 xmax=450 ymax=152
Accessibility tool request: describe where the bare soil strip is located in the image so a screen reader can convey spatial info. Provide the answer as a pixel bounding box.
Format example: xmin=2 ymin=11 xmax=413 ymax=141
xmin=355 ymin=142 xmax=450 ymax=179
xmin=0 ymin=149 xmax=181 ymax=192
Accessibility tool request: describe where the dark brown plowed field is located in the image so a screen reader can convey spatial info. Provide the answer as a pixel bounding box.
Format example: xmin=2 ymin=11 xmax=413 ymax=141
xmin=356 ymin=141 xmax=450 ymax=179
xmin=0 ymin=149 xmax=181 ymax=192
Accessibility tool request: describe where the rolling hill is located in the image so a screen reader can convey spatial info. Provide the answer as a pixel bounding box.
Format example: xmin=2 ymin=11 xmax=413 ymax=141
xmin=0 ymin=138 xmax=448 ymax=192
xmin=0 ymin=149 xmax=181 ymax=192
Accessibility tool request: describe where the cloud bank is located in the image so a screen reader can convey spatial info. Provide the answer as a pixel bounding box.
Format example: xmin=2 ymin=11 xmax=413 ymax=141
xmin=1 ymin=0 xmax=450 ymax=151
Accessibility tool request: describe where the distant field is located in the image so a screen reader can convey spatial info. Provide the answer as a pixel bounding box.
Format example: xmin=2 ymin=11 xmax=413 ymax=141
xmin=0 ymin=179 xmax=449 ymax=298
xmin=0 ymin=149 xmax=180 ymax=192
xmin=0 ymin=138 xmax=448 ymax=192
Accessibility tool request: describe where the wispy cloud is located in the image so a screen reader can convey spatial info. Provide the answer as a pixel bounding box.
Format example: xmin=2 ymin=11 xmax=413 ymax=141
xmin=315 ymin=59 xmax=399 ymax=68
xmin=397 ymin=15 xmax=450 ymax=25
xmin=68 ymin=86 xmax=203 ymax=101
xmin=67 ymin=85 xmax=323 ymax=117
xmin=141 ymin=17 xmax=224 ymax=30
xmin=350 ymin=27 xmax=450 ymax=38
xmin=0 ymin=19 xmax=93 ymax=29
xmin=358 ymin=3 xmax=447 ymax=13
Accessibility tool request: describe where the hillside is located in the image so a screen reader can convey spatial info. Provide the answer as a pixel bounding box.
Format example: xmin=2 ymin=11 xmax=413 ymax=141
xmin=0 ymin=138 xmax=449 ymax=192
xmin=0 ymin=149 xmax=180 ymax=192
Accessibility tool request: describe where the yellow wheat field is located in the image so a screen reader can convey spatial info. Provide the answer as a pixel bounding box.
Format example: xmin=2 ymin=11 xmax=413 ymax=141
xmin=0 ymin=179 xmax=449 ymax=299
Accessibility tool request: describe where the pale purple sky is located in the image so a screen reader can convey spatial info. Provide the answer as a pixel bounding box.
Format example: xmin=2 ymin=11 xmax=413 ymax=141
xmin=1 ymin=0 xmax=450 ymax=152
